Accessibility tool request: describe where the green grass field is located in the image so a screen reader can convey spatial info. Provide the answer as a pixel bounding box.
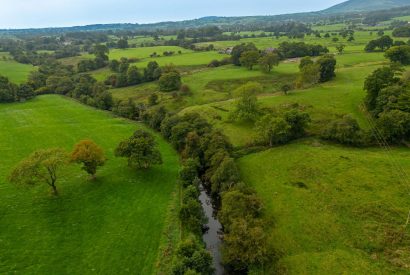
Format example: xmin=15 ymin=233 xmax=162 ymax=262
xmin=0 ymin=52 xmax=34 ymax=83
xmin=178 ymin=51 xmax=388 ymax=147
xmin=0 ymin=95 xmax=180 ymax=274
xmin=238 ymin=140 xmax=410 ymax=274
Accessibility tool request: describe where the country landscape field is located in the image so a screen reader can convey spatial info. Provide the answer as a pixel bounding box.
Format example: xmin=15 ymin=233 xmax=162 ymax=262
xmin=0 ymin=0 xmax=410 ymax=274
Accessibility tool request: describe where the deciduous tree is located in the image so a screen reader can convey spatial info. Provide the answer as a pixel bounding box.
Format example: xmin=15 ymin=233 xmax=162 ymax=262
xmin=71 ymin=140 xmax=106 ymax=179
xmin=9 ymin=148 xmax=69 ymax=195
xmin=115 ymin=130 xmax=163 ymax=169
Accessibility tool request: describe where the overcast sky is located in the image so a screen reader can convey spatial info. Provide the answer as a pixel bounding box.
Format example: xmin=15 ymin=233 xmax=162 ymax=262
xmin=0 ymin=0 xmax=345 ymax=29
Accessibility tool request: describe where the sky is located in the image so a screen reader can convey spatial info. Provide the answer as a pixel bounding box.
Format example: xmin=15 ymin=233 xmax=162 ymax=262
xmin=0 ymin=0 xmax=346 ymax=29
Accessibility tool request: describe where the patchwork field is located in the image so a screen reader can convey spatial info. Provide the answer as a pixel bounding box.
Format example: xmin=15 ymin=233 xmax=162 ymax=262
xmin=0 ymin=95 xmax=180 ymax=274
xmin=238 ymin=141 xmax=410 ymax=274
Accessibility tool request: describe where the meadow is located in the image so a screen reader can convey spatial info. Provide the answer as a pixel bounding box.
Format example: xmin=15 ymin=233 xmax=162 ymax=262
xmin=238 ymin=141 xmax=410 ymax=274
xmin=0 ymin=95 xmax=180 ymax=274
xmin=0 ymin=52 xmax=34 ymax=83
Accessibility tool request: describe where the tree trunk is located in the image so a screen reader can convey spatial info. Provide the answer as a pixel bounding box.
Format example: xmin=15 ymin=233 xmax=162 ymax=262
xmin=51 ymin=184 xmax=58 ymax=196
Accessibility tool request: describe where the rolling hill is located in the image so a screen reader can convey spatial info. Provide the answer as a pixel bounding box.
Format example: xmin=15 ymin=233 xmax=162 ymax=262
xmin=323 ymin=0 xmax=410 ymax=13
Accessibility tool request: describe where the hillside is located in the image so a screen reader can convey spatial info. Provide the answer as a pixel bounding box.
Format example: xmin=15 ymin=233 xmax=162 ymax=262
xmin=0 ymin=96 xmax=180 ymax=274
xmin=323 ymin=0 xmax=410 ymax=13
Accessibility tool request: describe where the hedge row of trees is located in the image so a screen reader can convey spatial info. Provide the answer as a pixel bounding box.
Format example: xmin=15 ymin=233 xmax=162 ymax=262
xmin=77 ymin=44 xmax=110 ymax=72
xmin=364 ymin=66 xmax=410 ymax=143
xmin=230 ymin=42 xmax=329 ymax=73
xmin=0 ymin=76 xmax=34 ymax=103
xmin=27 ymin=60 xmax=113 ymax=111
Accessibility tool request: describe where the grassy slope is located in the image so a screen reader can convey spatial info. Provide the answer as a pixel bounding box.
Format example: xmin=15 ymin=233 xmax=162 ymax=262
xmin=180 ymin=51 xmax=387 ymax=147
xmin=0 ymin=95 xmax=179 ymax=274
xmin=238 ymin=141 xmax=410 ymax=274
xmin=0 ymin=52 xmax=34 ymax=83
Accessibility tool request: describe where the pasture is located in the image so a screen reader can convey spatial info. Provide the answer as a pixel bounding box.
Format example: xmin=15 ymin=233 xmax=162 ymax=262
xmin=0 ymin=95 xmax=180 ymax=274
xmin=238 ymin=141 xmax=410 ymax=274
xmin=179 ymin=50 xmax=388 ymax=147
xmin=0 ymin=52 xmax=34 ymax=83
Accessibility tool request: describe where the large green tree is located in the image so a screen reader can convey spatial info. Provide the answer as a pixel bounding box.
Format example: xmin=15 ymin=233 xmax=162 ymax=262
xmin=385 ymin=45 xmax=410 ymax=65
xmin=115 ymin=130 xmax=163 ymax=169
xmin=259 ymin=52 xmax=279 ymax=73
xmin=9 ymin=148 xmax=69 ymax=195
xmin=364 ymin=66 xmax=400 ymax=112
xmin=159 ymin=71 xmax=182 ymax=92
xmin=240 ymin=50 xmax=260 ymax=70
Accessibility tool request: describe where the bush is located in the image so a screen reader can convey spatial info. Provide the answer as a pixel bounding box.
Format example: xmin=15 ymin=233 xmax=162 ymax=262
xmin=172 ymin=236 xmax=214 ymax=275
xmin=180 ymin=158 xmax=199 ymax=187
xmin=321 ymin=115 xmax=364 ymax=146
xmin=376 ymin=110 xmax=410 ymax=143
xmin=159 ymin=71 xmax=182 ymax=92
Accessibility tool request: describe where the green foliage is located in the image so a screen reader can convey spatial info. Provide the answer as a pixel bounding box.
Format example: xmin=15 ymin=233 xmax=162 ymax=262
xmin=230 ymin=83 xmax=261 ymax=122
xmin=0 ymin=75 xmax=19 ymax=102
xmin=375 ymin=85 xmax=410 ymax=115
xmin=222 ymin=218 xmax=268 ymax=272
xmin=299 ymin=56 xmax=314 ymax=70
xmin=127 ymin=66 xmax=142 ymax=85
xmin=283 ymin=108 xmax=311 ymax=139
xmin=219 ymin=188 xmax=263 ymax=231
xmin=115 ymin=130 xmax=163 ymax=169
xmin=256 ymin=114 xmax=291 ymax=146
xmin=240 ymin=50 xmax=260 ymax=70
xmin=259 ymin=52 xmax=280 ymax=73
xmin=336 ymin=44 xmax=346 ymax=54
xmin=144 ymin=61 xmax=162 ymax=81
xmin=255 ymin=108 xmax=310 ymax=146
xmin=278 ymin=41 xmax=329 ymax=58
xmin=376 ymin=110 xmax=410 ymax=142
xmin=9 ymin=148 xmax=69 ymax=195
xmin=364 ymin=66 xmax=400 ymax=111
xmin=365 ymin=35 xmax=393 ymax=52
xmin=210 ymin=157 xmax=240 ymax=194
xmin=180 ymin=158 xmax=199 ymax=187
xmin=117 ymin=38 xmax=129 ymax=49
xmin=231 ymin=43 xmax=258 ymax=66
xmin=321 ymin=115 xmax=364 ymax=146
xmin=385 ymin=45 xmax=410 ymax=65
xmin=317 ymin=54 xmax=337 ymax=82
xmin=179 ymin=194 xmax=207 ymax=236
xmin=159 ymin=71 xmax=182 ymax=92
xmin=392 ymin=25 xmax=410 ymax=37
xmin=172 ymin=235 xmax=214 ymax=275
xmin=297 ymin=62 xmax=321 ymax=88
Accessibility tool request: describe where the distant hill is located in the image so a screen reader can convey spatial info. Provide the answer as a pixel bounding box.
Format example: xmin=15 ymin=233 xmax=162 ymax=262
xmin=323 ymin=0 xmax=410 ymax=13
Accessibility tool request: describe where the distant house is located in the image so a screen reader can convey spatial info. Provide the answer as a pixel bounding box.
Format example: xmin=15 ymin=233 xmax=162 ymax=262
xmin=265 ymin=47 xmax=277 ymax=53
xmin=219 ymin=47 xmax=233 ymax=55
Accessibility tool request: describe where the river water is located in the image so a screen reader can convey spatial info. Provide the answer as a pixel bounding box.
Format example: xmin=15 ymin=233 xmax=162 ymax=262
xmin=199 ymin=185 xmax=224 ymax=275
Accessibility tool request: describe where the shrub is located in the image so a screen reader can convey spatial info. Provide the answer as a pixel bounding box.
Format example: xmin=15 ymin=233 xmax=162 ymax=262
xmin=159 ymin=71 xmax=182 ymax=92
xmin=321 ymin=115 xmax=364 ymax=146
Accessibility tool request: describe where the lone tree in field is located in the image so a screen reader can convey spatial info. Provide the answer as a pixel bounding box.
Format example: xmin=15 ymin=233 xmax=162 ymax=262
xmin=336 ymin=44 xmax=345 ymax=54
xmin=230 ymin=83 xmax=262 ymax=122
xmin=259 ymin=52 xmax=280 ymax=73
xmin=159 ymin=71 xmax=182 ymax=92
xmin=115 ymin=130 xmax=163 ymax=169
xmin=9 ymin=148 xmax=69 ymax=195
xmin=240 ymin=50 xmax=260 ymax=70
xmin=71 ymin=140 xmax=106 ymax=179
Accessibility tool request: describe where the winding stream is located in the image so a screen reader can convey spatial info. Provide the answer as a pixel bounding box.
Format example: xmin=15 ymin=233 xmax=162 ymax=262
xmin=199 ymin=184 xmax=224 ymax=275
